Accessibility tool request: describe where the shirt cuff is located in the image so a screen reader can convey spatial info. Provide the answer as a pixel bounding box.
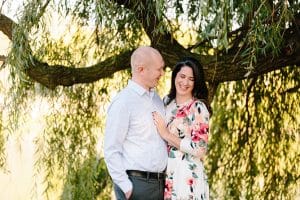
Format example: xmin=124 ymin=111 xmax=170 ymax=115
xmin=179 ymin=137 xmax=191 ymax=154
xmin=118 ymin=179 xmax=133 ymax=194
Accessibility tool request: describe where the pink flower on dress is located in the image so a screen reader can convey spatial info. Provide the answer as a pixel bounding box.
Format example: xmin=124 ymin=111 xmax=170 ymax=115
xmin=175 ymin=107 xmax=188 ymax=117
xmin=164 ymin=180 xmax=173 ymax=199
xmin=191 ymin=133 xmax=200 ymax=142
xmin=175 ymin=100 xmax=195 ymax=118
xmin=191 ymin=123 xmax=209 ymax=142
xmin=187 ymin=178 xmax=194 ymax=186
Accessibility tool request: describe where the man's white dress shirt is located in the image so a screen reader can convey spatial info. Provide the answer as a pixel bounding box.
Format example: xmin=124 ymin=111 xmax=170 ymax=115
xmin=104 ymin=80 xmax=168 ymax=193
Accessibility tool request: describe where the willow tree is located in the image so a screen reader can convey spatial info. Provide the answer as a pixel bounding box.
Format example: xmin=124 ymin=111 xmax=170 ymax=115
xmin=0 ymin=0 xmax=299 ymax=199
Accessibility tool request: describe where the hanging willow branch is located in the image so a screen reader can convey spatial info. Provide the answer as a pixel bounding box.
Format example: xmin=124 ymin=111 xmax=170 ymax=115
xmin=0 ymin=2 xmax=299 ymax=89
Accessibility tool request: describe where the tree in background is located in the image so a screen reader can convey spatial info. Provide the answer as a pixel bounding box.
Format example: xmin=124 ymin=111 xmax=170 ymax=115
xmin=0 ymin=0 xmax=299 ymax=199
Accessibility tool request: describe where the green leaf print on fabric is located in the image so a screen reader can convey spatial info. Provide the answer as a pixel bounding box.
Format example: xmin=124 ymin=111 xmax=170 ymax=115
xmin=187 ymin=114 xmax=195 ymax=125
xmin=198 ymin=140 xmax=207 ymax=148
xmin=177 ymin=128 xmax=185 ymax=138
xmin=183 ymin=116 xmax=191 ymax=125
xmin=184 ymin=153 xmax=193 ymax=162
xmin=189 ymin=141 xmax=197 ymax=149
xmin=171 ymin=109 xmax=177 ymax=115
xmin=169 ymin=150 xmax=176 ymax=158
xmin=182 ymin=154 xmax=185 ymax=160
xmin=189 ymin=163 xmax=197 ymax=170
xmin=192 ymin=172 xmax=199 ymax=178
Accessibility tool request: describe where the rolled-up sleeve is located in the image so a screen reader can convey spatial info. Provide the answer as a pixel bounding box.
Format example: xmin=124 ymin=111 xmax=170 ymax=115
xmin=104 ymin=99 xmax=132 ymax=193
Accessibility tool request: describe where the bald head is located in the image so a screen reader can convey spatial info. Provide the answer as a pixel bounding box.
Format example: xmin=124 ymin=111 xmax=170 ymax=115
xmin=131 ymin=46 xmax=163 ymax=73
xmin=130 ymin=46 xmax=165 ymax=90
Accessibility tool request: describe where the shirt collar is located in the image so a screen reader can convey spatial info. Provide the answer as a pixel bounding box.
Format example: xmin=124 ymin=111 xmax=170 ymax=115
xmin=128 ymin=80 xmax=155 ymax=98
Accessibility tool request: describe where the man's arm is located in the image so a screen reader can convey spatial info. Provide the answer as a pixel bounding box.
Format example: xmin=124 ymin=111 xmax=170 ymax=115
xmin=104 ymin=99 xmax=133 ymax=194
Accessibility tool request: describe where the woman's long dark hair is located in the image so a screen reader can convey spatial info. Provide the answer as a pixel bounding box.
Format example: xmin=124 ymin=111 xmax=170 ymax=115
xmin=166 ymin=57 xmax=212 ymax=114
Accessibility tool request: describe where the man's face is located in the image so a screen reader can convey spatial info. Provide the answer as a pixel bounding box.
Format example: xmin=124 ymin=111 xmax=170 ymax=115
xmin=142 ymin=56 xmax=165 ymax=89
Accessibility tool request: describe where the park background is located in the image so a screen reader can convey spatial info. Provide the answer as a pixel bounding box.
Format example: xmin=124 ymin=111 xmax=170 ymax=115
xmin=0 ymin=0 xmax=299 ymax=199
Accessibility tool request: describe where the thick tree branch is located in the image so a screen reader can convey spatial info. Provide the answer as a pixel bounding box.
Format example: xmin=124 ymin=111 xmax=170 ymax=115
xmin=0 ymin=55 xmax=6 ymax=62
xmin=26 ymin=51 xmax=132 ymax=89
xmin=0 ymin=13 xmax=15 ymax=40
xmin=0 ymin=55 xmax=6 ymax=69
xmin=281 ymin=85 xmax=300 ymax=94
xmin=0 ymin=13 xmax=299 ymax=89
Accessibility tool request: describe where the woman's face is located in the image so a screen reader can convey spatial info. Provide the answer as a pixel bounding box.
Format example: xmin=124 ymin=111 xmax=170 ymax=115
xmin=175 ymin=66 xmax=194 ymax=98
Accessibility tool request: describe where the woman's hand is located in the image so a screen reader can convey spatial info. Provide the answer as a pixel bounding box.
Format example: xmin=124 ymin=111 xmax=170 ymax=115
xmin=152 ymin=112 xmax=181 ymax=149
xmin=152 ymin=111 xmax=169 ymax=139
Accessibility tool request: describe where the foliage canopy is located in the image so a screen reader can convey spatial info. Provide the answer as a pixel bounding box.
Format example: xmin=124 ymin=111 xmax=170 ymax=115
xmin=0 ymin=0 xmax=299 ymax=199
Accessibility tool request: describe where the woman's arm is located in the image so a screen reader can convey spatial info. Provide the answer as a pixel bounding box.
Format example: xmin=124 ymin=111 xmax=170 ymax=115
xmin=152 ymin=111 xmax=207 ymax=160
xmin=152 ymin=111 xmax=180 ymax=148
xmin=182 ymin=100 xmax=209 ymax=159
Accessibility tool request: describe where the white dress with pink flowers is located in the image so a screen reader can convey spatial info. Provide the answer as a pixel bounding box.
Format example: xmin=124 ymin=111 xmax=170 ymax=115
xmin=164 ymin=98 xmax=209 ymax=200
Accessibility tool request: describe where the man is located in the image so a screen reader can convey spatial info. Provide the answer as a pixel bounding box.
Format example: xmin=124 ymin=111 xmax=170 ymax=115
xmin=104 ymin=46 xmax=168 ymax=200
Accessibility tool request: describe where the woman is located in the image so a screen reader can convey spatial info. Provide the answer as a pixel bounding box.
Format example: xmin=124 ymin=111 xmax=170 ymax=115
xmin=153 ymin=57 xmax=211 ymax=200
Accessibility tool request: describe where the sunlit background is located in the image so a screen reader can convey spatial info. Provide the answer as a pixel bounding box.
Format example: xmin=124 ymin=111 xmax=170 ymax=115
xmin=0 ymin=0 xmax=299 ymax=200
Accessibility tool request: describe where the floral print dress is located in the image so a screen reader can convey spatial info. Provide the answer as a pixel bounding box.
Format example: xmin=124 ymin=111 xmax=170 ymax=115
xmin=164 ymin=98 xmax=210 ymax=200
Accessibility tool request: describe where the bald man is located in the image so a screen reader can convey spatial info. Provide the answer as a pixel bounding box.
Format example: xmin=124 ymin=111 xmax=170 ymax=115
xmin=104 ymin=46 xmax=168 ymax=200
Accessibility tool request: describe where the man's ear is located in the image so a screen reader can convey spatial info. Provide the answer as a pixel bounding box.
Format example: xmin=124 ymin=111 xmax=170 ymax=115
xmin=136 ymin=65 xmax=144 ymax=73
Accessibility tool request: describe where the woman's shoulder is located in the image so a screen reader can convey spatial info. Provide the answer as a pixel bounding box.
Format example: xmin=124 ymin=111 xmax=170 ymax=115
xmin=192 ymin=99 xmax=206 ymax=106
xmin=163 ymin=95 xmax=175 ymax=106
xmin=192 ymin=99 xmax=210 ymax=114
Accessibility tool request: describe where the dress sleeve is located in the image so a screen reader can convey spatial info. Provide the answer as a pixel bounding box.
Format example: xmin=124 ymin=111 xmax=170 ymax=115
xmin=179 ymin=100 xmax=210 ymax=158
